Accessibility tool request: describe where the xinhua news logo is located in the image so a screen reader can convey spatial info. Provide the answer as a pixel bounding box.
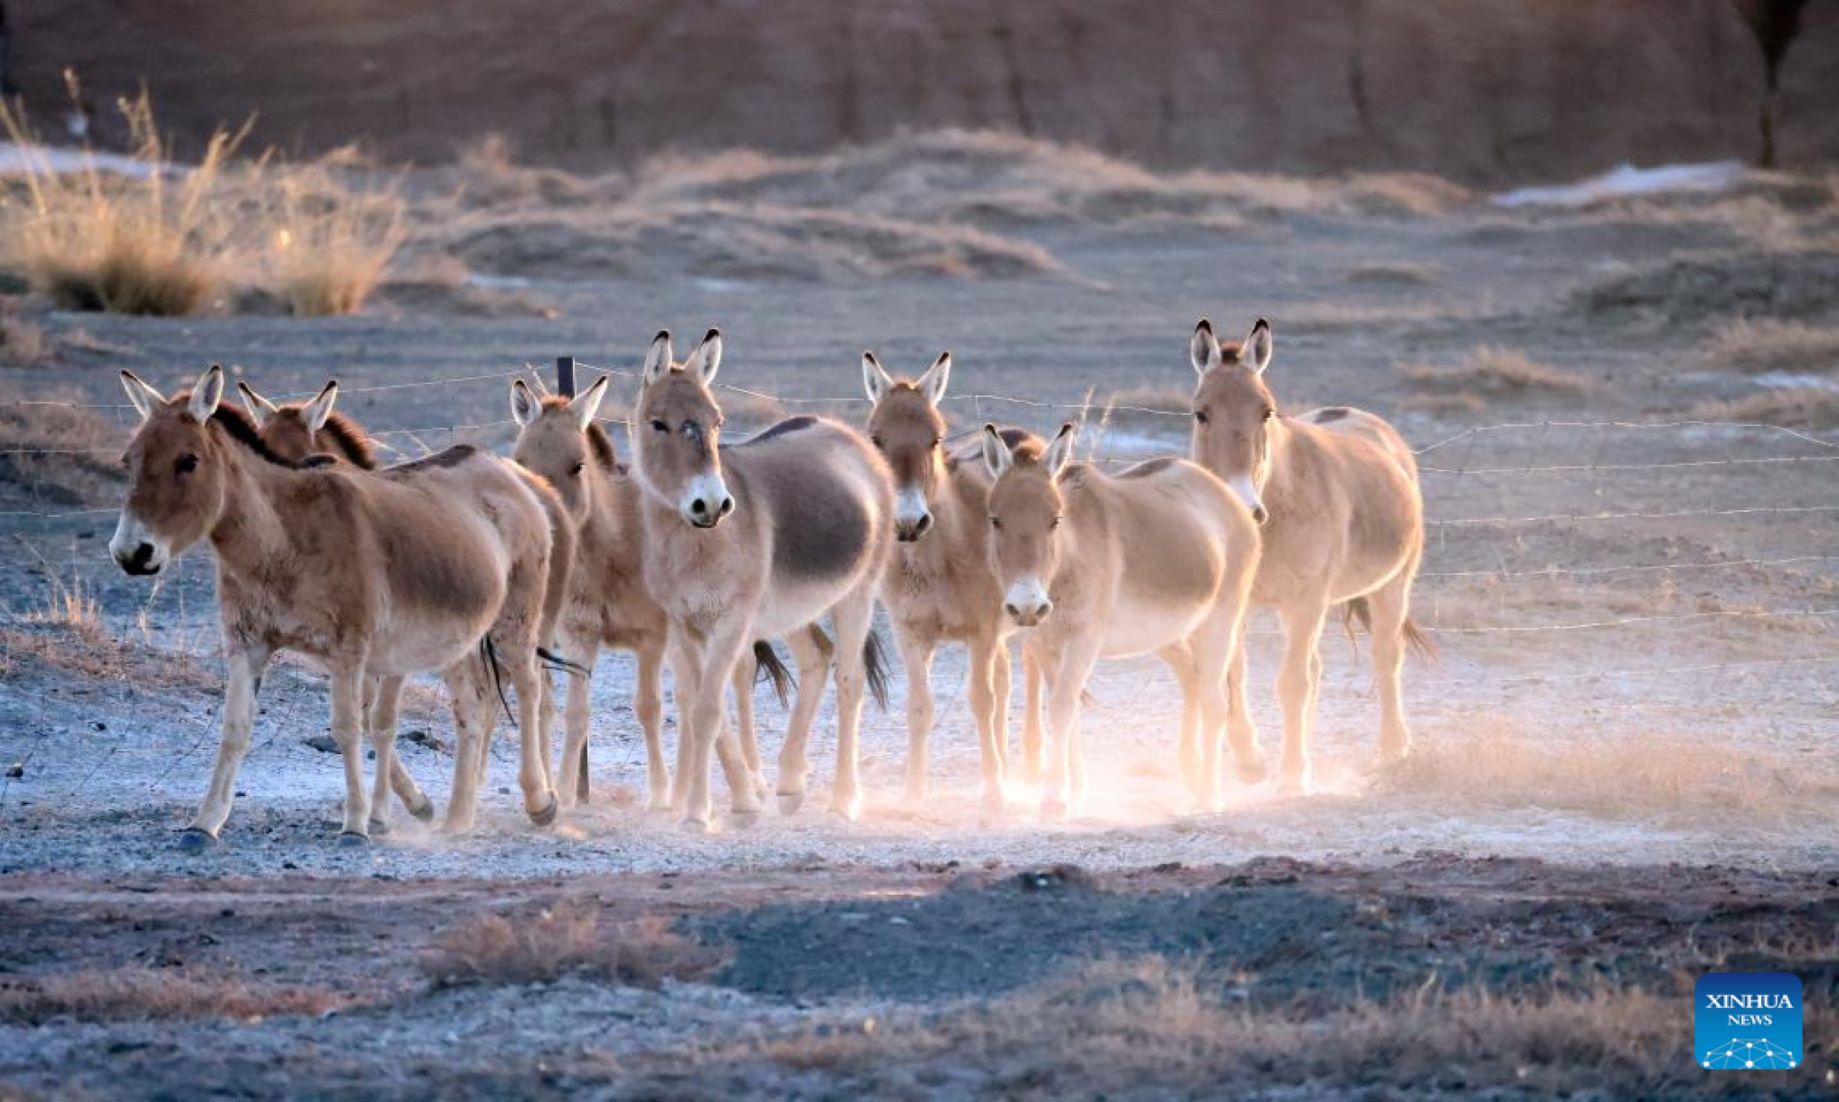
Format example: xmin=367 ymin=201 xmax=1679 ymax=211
xmin=1696 ymin=973 xmax=1801 ymax=1071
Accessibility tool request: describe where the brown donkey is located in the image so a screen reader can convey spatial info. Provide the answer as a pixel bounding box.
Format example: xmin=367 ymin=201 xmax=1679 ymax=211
xmin=236 ymin=378 xmax=433 ymax=826
xmin=1189 ymin=318 xmax=1432 ymax=795
xmin=980 ymin=423 xmax=1261 ymax=817
xmin=632 ymin=329 xmax=893 ymax=829
xmin=111 ymin=365 xmax=562 ymax=848
xmin=863 ymin=351 xmax=1041 ymax=812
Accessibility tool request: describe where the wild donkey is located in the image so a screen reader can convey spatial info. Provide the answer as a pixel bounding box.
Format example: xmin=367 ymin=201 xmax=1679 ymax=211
xmin=862 ymin=351 xmax=1041 ymax=811
xmin=236 ymin=378 xmax=432 ymax=825
xmin=112 ymin=365 xmax=563 ymax=848
xmin=1189 ymin=318 xmax=1432 ymax=795
xmin=632 ymin=330 xmax=893 ymax=829
xmin=980 ymin=423 xmax=1261 ymax=817
xmin=511 ymin=374 xmax=808 ymax=815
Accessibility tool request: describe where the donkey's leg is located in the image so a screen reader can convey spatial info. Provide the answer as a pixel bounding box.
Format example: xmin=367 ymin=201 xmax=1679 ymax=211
xmin=828 ymin=588 xmax=878 ymax=822
xmin=633 ymin=639 xmax=671 ymax=811
xmin=682 ymin=622 xmax=755 ymax=831
xmin=368 ymin=674 xmax=433 ymax=822
xmin=776 ymin=623 xmax=833 ymax=815
xmin=666 ymin=631 xmax=701 ymax=818
xmin=990 ymin=642 xmax=1013 ymax=775
xmin=1041 ymin=639 xmax=1100 ymax=820
xmin=1365 ymin=571 xmax=1416 ymax=764
xmin=1186 ymin=610 xmax=1244 ymax=812
xmin=1225 ymin=617 xmax=1263 ymax=784
xmin=1158 ymin=641 xmax=1201 ymax=797
xmin=364 ymin=676 xmax=399 ymax=836
xmin=897 ymin=627 xmax=937 ymax=807
xmin=727 ymin=653 xmax=769 ymax=803
xmin=180 ymin=643 xmax=270 ymax=849
xmin=1276 ymin=598 xmax=1330 ymax=796
xmin=440 ymin=661 xmax=491 ymax=834
xmin=553 ymin=631 xmax=598 ymax=813
xmin=328 ymin=660 xmax=372 ymax=842
xmin=501 ymin=642 xmax=557 ymax=827
xmin=967 ymin=633 xmax=1008 ymax=813
xmin=1020 ymin=644 xmax=1046 ymax=783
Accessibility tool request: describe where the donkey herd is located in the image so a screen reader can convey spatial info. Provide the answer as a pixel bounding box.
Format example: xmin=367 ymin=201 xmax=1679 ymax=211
xmin=107 ymin=319 xmax=1432 ymax=848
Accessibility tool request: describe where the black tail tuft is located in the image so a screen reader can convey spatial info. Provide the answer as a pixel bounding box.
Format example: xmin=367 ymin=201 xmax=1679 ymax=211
xmin=863 ymin=630 xmax=890 ymax=712
xmin=1341 ymin=597 xmax=1438 ymax=663
xmin=537 ymin=646 xmax=590 ymax=678
xmin=480 ymin=636 xmax=516 ymax=728
xmin=752 ymin=640 xmax=795 ymax=707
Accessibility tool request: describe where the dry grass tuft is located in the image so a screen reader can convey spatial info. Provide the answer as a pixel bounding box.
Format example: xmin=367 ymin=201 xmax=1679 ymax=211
xmin=1103 ymin=385 xmax=1191 ymax=416
xmin=1688 ymin=386 xmax=1839 ymax=428
xmin=1398 ymin=346 xmax=1592 ymax=402
xmin=0 ymin=77 xmax=405 ymax=316
xmin=1346 ymin=261 xmax=1437 ymax=286
xmin=0 ymin=306 xmax=51 ymax=365
xmin=1698 ymin=317 xmax=1839 ymax=375
xmin=423 ymin=908 xmax=724 ymax=990
xmin=0 ymin=968 xmax=347 ymax=1024
xmin=0 ymin=619 xmax=214 ymax=690
xmin=0 ymin=384 xmax=124 ymax=505
xmin=1372 ymin=730 xmax=1839 ymax=828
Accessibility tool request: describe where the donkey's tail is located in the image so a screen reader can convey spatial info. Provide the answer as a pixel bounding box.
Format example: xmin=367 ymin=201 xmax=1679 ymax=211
xmin=752 ymin=640 xmax=794 ymax=707
xmin=480 ymin=635 xmax=517 ymax=727
xmin=863 ymin=630 xmax=891 ymax=712
xmin=1342 ymin=597 xmax=1438 ymax=662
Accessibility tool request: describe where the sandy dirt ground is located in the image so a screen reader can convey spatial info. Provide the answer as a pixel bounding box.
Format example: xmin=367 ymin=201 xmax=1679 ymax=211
xmin=1 ymin=142 xmax=1836 ymax=1095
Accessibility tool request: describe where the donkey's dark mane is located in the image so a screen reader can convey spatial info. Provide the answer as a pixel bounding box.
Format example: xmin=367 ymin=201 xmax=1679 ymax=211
xmin=205 ymin=401 xmax=311 ymax=469
xmin=537 ymin=394 xmax=619 ymax=472
xmin=314 ymin=411 xmax=378 ymax=470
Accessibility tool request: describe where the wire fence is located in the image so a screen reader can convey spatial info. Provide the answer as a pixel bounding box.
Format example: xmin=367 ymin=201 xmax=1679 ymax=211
xmin=2 ymin=357 xmax=1836 ymax=804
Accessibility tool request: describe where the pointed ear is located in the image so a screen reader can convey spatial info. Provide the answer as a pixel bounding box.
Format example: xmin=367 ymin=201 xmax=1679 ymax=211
xmin=301 ymin=381 xmax=339 ymax=433
xmin=188 ymin=364 xmax=224 ymax=422
xmin=237 ymin=381 xmax=278 ymax=427
xmin=569 ymin=373 xmax=610 ymax=430
xmin=1043 ymin=422 xmax=1077 ymax=479
xmin=510 ymin=379 xmax=542 ymax=426
xmin=642 ymin=330 xmax=674 ymax=385
xmin=1243 ymin=317 xmax=1273 ymax=375
xmin=980 ymin=423 xmax=1012 ymax=479
xmin=916 ymin=351 xmax=952 ymax=407
xmin=687 ymin=327 xmax=723 ymax=384
xmin=862 ymin=351 xmax=893 ymax=405
xmin=121 ymin=371 xmax=165 ymax=422
xmin=1190 ymin=319 xmax=1222 ymax=377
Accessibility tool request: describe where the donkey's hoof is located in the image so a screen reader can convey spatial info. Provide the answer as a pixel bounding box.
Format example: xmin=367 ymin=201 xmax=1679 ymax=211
xmin=680 ymin=815 xmax=714 ymax=835
xmin=1236 ymin=752 xmax=1269 ymax=786
xmin=730 ymin=808 xmax=761 ymax=830
xmin=777 ymin=790 xmax=805 ymax=816
xmin=408 ymin=795 xmax=436 ymax=822
xmin=337 ymin=831 xmax=370 ymax=849
xmin=528 ymin=794 xmax=559 ymax=828
xmin=366 ymin=816 xmax=391 ymax=838
xmin=828 ymin=794 xmax=862 ymax=822
xmin=1279 ymin=776 xmax=1313 ymax=799
xmin=1040 ymin=798 xmax=1070 ymax=822
xmin=176 ymin=828 xmax=218 ymax=854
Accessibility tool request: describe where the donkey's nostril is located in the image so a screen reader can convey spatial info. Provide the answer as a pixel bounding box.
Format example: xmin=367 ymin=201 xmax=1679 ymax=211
xmin=912 ymin=514 xmax=932 ymax=535
xmin=1004 ymin=603 xmax=1020 ymax=619
xmin=689 ymin=498 xmax=708 ymax=516
xmin=1252 ymin=505 xmax=1269 ymax=525
xmin=718 ymin=496 xmax=735 ymax=518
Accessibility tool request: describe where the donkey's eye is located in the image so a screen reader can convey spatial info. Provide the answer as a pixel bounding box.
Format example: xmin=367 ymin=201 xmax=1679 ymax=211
xmin=1262 ymin=407 xmax=1276 ymax=422
xmin=650 ymin=419 xmax=669 ymax=433
xmin=1194 ymin=410 xmax=1209 ymax=425
xmin=930 ymin=436 xmax=942 ymax=449
xmin=870 ymin=435 xmax=884 ymax=449
xmin=570 ymin=462 xmax=585 ymax=476
xmin=1050 ymin=516 xmax=1062 ymax=530
xmin=989 ymin=516 xmax=1002 ymax=530
xmin=174 ymin=453 xmax=199 ymax=475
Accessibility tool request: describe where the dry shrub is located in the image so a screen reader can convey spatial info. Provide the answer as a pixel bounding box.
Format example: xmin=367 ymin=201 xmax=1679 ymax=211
xmin=0 ymin=619 xmax=213 ymax=690
xmin=1398 ymin=345 xmax=1591 ymax=399
xmin=0 ymin=968 xmax=346 ymax=1024
xmin=732 ymin=957 xmax=1784 ymax=1096
xmin=1372 ymin=730 xmax=1839 ymax=828
xmin=447 ymin=134 xmax=607 ymax=209
xmin=0 ymin=78 xmax=405 ymax=316
xmin=1103 ymin=385 xmax=1190 ymax=415
xmin=0 ymin=385 xmax=124 ymax=505
xmin=1346 ymin=261 xmax=1437 ymax=286
xmin=1688 ymin=386 xmax=1839 ymax=428
xmin=1399 ymin=390 xmax=1487 ymax=415
xmin=1575 ymin=247 xmax=1839 ymax=323
xmin=0 ymin=308 xmax=50 ymax=365
xmin=423 ymin=908 xmax=723 ymax=990
xmin=1699 ymin=317 xmax=1839 ymax=375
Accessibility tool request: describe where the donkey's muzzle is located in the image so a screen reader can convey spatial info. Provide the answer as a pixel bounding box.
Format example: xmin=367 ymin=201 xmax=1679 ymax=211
xmin=116 ymin=542 xmax=162 ymax=576
xmin=687 ymin=493 xmax=736 ymax=528
xmin=1003 ymin=599 xmax=1052 ymax=627
xmin=895 ymin=513 xmax=933 ymax=542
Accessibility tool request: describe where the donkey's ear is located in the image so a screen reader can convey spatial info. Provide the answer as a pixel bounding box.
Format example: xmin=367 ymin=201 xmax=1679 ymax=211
xmin=301 ymin=381 xmax=339 ymax=433
xmin=237 ymin=381 xmax=279 ymax=427
xmin=188 ymin=364 xmax=224 ymax=422
xmin=1243 ymin=317 xmax=1273 ymax=375
xmin=687 ymin=328 xmax=723 ymax=384
xmin=979 ymin=423 xmax=1012 ymax=479
xmin=861 ymin=352 xmax=893 ymax=404
xmin=510 ymin=379 xmax=542 ymax=426
xmin=570 ymin=373 xmax=611 ymax=430
xmin=121 ymin=371 xmax=165 ymax=423
xmin=917 ymin=351 xmax=952 ymax=407
xmin=1043 ymin=422 xmax=1077 ymax=479
xmin=1190 ymin=319 xmax=1222 ymax=377
xmin=642 ymin=330 xmax=674 ymax=385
